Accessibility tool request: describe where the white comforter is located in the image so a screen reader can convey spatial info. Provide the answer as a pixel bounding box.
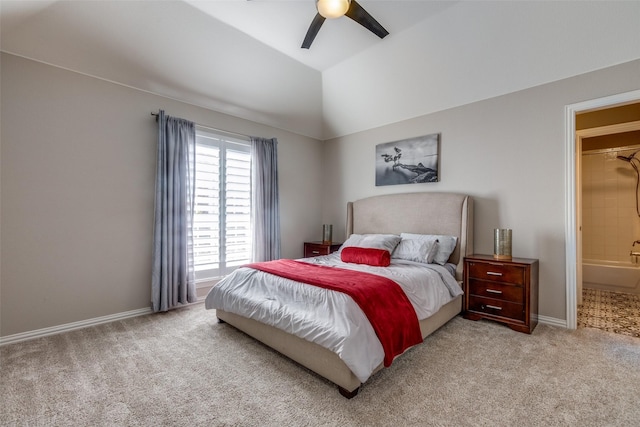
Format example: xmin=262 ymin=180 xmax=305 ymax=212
xmin=205 ymin=253 xmax=462 ymax=383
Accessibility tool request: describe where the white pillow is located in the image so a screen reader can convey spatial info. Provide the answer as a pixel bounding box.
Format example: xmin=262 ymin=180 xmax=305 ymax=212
xmin=400 ymin=233 xmax=458 ymax=265
xmin=340 ymin=234 xmax=401 ymax=254
xmin=392 ymin=238 xmax=439 ymax=264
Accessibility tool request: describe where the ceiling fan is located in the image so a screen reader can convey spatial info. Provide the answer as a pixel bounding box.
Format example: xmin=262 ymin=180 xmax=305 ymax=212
xmin=302 ymin=0 xmax=389 ymax=49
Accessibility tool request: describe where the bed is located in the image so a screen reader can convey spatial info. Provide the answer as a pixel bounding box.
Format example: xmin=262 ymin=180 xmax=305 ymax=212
xmin=205 ymin=192 xmax=473 ymax=398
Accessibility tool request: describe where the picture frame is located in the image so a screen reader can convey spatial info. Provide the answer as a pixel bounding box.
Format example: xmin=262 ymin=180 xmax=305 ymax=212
xmin=375 ymin=133 xmax=440 ymax=186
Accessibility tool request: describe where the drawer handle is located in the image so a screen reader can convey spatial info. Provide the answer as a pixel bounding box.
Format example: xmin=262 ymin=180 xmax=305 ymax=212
xmin=482 ymin=304 xmax=502 ymax=310
xmin=486 ymin=289 xmax=503 ymax=295
xmin=312 ymin=251 xmax=320 ymax=254
xmin=486 ymin=272 xmax=503 ymax=276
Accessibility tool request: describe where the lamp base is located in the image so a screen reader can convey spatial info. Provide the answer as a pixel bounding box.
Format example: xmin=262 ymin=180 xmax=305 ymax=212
xmin=493 ymin=228 xmax=512 ymax=261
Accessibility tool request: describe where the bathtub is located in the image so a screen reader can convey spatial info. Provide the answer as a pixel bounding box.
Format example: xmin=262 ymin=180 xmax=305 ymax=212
xmin=583 ymin=259 xmax=640 ymax=294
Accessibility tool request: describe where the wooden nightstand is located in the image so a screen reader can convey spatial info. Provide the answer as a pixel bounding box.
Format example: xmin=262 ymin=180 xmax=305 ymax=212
xmin=303 ymin=241 xmax=342 ymax=258
xmin=463 ymin=254 xmax=539 ymax=334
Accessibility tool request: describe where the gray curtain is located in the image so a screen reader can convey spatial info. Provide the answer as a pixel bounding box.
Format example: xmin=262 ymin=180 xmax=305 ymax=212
xmin=151 ymin=110 xmax=197 ymax=312
xmin=251 ymin=137 xmax=281 ymax=262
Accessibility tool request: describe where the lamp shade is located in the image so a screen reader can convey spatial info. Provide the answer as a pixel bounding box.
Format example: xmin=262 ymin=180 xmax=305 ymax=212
xmin=317 ymin=0 xmax=350 ymax=19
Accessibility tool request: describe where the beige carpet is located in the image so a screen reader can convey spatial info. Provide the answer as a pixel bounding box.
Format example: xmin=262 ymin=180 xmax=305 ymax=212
xmin=2 ymin=303 xmax=640 ymax=426
xmin=578 ymin=288 xmax=640 ymax=337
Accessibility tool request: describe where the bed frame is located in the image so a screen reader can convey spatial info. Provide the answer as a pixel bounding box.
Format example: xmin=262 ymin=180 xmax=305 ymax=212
xmin=216 ymin=192 xmax=474 ymax=398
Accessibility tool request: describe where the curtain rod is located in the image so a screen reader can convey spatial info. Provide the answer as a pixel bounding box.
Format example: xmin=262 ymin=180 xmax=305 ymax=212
xmin=151 ymin=112 xmax=250 ymax=141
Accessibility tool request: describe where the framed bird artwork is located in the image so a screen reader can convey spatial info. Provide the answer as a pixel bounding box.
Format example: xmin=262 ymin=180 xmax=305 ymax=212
xmin=375 ymin=133 xmax=440 ymax=186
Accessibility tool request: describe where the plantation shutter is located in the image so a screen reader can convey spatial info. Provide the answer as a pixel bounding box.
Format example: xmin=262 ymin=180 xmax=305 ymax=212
xmin=194 ymin=130 xmax=251 ymax=280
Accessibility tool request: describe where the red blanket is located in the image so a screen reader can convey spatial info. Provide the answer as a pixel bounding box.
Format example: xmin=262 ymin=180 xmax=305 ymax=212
xmin=245 ymin=259 xmax=423 ymax=367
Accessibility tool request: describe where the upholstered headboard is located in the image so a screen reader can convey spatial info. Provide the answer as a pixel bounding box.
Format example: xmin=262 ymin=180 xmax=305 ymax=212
xmin=346 ymin=192 xmax=474 ymax=281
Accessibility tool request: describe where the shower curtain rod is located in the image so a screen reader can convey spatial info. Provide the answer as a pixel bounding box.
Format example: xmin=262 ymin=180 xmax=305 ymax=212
xmin=151 ymin=112 xmax=250 ymax=141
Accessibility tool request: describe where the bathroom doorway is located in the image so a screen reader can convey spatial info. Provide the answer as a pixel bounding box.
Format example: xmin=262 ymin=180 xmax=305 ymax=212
xmin=576 ymin=117 xmax=640 ymax=337
xmin=565 ymin=90 xmax=640 ymax=330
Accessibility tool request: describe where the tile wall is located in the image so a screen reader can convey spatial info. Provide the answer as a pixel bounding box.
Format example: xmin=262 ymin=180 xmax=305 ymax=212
xmin=582 ymin=146 xmax=640 ymax=262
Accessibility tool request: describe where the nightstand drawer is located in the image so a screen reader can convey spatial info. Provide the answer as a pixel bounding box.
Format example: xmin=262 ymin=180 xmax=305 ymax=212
xmin=303 ymin=242 xmax=342 ymax=258
xmin=305 ymin=243 xmax=331 ymax=257
xmin=467 ymin=261 xmax=525 ymax=285
xmin=467 ymin=279 xmax=524 ymax=303
xmin=467 ymin=296 xmax=525 ymax=322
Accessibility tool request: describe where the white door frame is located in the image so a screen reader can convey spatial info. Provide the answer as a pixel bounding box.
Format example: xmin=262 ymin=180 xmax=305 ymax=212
xmin=564 ymin=89 xmax=640 ymax=329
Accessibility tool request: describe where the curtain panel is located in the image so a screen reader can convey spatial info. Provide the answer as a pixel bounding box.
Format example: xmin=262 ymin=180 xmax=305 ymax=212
xmin=151 ymin=110 xmax=197 ymax=312
xmin=251 ymin=137 xmax=281 ymax=262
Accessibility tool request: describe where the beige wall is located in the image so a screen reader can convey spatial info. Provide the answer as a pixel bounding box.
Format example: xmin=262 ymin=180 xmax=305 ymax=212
xmin=321 ymin=59 xmax=640 ymax=323
xmin=577 ymin=103 xmax=640 ymax=130
xmin=3 ymin=52 xmax=640 ymax=336
xmin=0 ymin=53 xmax=324 ymax=337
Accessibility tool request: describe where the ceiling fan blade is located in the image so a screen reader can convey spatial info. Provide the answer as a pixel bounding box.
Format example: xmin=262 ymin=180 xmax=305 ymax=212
xmin=301 ymin=13 xmax=326 ymax=49
xmin=345 ymin=0 xmax=389 ymax=39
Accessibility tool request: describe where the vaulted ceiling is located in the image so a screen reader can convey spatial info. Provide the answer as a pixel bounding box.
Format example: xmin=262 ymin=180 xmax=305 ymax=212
xmin=2 ymin=1 xmax=639 ymax=140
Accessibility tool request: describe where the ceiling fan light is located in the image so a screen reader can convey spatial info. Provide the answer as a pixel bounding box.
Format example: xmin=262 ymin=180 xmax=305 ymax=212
xmin=317 ymin=0 xmax=350 ymax=19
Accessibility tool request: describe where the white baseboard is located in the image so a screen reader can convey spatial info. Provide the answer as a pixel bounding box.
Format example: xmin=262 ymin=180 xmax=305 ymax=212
xmin=538 ymin=314 xmax=567 ymax=329
xmin=0 ymin=307 xmax=153 ymax=346
xmin=0 ymin=306 xmax=570 ymax=347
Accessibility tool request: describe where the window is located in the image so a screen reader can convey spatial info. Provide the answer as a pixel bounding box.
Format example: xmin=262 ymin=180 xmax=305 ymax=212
xmin=193 ymin=129 xmax=251 ymax=280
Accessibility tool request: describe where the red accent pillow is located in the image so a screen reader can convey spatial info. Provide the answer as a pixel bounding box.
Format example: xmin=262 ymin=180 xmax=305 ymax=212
xmin=341 ymin=247 xmax=391 ymax=267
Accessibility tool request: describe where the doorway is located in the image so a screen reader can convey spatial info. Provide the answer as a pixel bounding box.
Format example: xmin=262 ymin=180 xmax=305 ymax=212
xmin=576 ymin=121 xmax=640 ymax=336
xmin=565 ymin=90 xmax=640 ymax=330
xmin=576 ymin=122 xmax=640 ymax=303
